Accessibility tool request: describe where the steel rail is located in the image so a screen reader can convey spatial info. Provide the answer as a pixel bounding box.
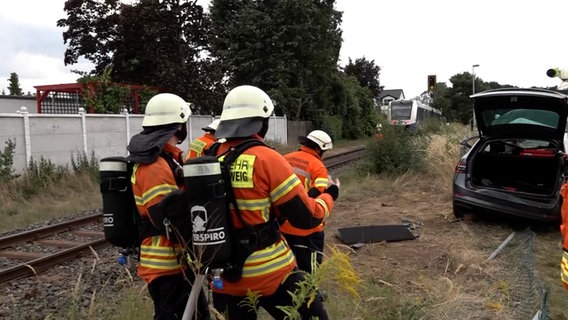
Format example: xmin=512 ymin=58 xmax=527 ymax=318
xmin=324 ymin=147 xmax=367 ymax=169
xmin=0 ymin=238 xmax=109 ymax=283
xmin=0 ymin=213 xmax=102 ymax=249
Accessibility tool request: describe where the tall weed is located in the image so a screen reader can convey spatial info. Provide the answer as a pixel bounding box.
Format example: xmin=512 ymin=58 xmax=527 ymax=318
xmin=0 ymin=139 xmax=15 ymax=182
xmin=71 ymin=150 xmax=99 ymax=182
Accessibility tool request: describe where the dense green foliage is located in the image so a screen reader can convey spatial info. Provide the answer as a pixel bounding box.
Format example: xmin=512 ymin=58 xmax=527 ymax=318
xmin=58 ymin=0 xmax=225 ymax=114
xmin=344 ymin=57 xmax=383 ymax=99
xmin=209 ymin=0 xmax=343 ymax=121
xmin=57 ymin=0 xmax=379 ymax=139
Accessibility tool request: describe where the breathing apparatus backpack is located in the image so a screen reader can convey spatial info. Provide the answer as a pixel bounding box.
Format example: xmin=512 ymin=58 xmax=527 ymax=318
xmin=182 ymin=139 xmax=282 ymax=283
xmin=99 ymin=157 xmax=139 ymax=251
xmin=99 ymin=153 xmax=182 ymax=259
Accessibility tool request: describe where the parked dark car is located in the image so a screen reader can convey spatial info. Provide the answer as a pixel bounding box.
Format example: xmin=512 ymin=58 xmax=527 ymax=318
xmin=452 ymin=88 xmax=568 ymax=222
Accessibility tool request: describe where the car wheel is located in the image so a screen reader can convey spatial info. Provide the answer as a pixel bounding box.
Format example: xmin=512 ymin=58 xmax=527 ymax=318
xmin=453 ymin=203 xmax=468 ymax=219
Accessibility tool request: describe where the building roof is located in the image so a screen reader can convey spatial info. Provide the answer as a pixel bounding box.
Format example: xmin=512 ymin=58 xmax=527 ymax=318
xmin=379 ymin=89 xmax=405 ymax=100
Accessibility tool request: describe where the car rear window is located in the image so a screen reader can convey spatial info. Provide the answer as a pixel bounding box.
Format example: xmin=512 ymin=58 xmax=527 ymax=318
xmin=481 ymin=108 xmax=559 ymax=129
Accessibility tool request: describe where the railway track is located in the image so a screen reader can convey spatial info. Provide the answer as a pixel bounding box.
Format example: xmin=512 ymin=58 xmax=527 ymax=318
xmin=0 ymin=214 xmax=106 ymax=283
xmin=324 ymin=146 xmax=367 ymax=170
xmin=0 ymin=146 xmax=367 ymax=284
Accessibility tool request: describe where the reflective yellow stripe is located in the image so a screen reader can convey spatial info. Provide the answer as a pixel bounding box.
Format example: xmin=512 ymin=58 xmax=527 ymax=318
xmin=141 ymin=245 xmax=181 ymax=257
xmin=241 ymin=242 xmax=295 ymax=277
xmin=562 ymin=251 xmax=568 ymax=286
xmin=140 ymin=238 xmax=181 ymax=270
xmin=234 ymin=198 xmax=271 ymax=222
xmin=140 ymin=257 xmax=181 ymax=270
xmin=315 ymin=198 xmax=330 ymax=219
xmin=271 ymin=174 xmax=300 ymax=202
xmin=135 ymin=184 xmax=178 ymax=206
xmin=314 ymin=177 xmax=328 ymax=189
xmin=190 ymin=140 xmax=207 ymax=155
xmin=131 ymin=164 xmax=139 ymax=184
xmin=235 ymin=198 xmax=271 ymax=211
xmin=246 ymin=241 xmax=289 ymax=263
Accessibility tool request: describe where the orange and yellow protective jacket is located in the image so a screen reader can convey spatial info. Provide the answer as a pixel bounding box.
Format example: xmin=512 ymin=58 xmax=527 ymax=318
xmin=186 ymin=132 xmax=216 ymax=160
xmin=131 ymin=143 xmax=184 ymax=284
xmin=280 ymin=146 xmax=329 ymax=236
xmin=561 ymin=183 xmax=568 ymax=290
xmin=211 ymin=136 xmax=334 ymax=296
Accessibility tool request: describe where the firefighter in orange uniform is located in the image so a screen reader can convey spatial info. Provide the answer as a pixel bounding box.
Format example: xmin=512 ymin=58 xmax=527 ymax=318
xmin=126 ymin=93 xmax=210 ymax=320
xmin=210 ymin=85 xmax=339 ymax=319
xmin=561 ymin=183 xmax=568 ymax=291
xmin=281 ymin=130 xmax=333 ymax=274
xmin=186 ymin=119 xmax=220 ymax=160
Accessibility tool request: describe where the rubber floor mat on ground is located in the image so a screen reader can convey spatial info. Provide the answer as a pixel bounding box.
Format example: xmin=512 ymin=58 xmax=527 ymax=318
xmin=336 ymin=224 xmax=417 ymax=245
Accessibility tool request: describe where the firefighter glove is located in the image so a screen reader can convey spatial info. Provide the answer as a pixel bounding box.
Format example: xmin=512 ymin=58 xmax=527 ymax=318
xmin=323 ymin=184 xmax=339 ymax=200
xmin=307 ymin=187 xmax=321 ymax=198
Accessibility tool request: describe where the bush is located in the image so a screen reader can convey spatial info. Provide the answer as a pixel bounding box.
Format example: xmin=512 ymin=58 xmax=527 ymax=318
xmin=15 ymin=157 xmax=67 ymax=199
xmin=0 ymin=139 xmax=15 ymax=182
xmin=366 ymin=125 xmax=427 ymax=175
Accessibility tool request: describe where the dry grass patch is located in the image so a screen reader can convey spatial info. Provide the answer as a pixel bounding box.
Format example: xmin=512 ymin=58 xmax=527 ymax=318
xmin=0 ymin=172 xmax=100 ymax=233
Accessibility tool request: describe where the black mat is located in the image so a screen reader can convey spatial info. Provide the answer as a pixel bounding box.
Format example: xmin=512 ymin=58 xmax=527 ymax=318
xmin=337 ymin=224 xmax=417 ymax=245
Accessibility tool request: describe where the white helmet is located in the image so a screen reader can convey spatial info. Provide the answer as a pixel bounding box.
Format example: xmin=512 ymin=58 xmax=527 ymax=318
xmin=215 ymin=85 xmax=274 ymax=139
xmin=306 ymin=130 xmax=333 ymax=150
xmin=202 ymin=119 xmax=221 ymax=132
xmin=142 ymin=93 xmax=191 ymax=127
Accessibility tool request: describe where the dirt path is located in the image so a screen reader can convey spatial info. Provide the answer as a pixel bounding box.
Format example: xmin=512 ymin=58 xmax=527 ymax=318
xmin=322 ymin=172 xmax=566 ymax=319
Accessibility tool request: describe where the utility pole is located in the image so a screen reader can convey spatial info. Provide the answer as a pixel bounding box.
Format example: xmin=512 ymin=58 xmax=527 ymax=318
xmin=471 ymin=64 xmax=480 ymax=129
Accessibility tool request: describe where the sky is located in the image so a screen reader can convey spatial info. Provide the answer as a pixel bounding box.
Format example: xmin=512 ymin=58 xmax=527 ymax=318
xmin=2 ymin=0 xmax=568 ymax=98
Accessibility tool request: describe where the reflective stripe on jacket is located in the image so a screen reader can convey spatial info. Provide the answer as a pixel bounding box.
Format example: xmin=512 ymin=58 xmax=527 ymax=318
xmin=186 ymin=132 xmax=216 ymax=160
xmin=132 ymin=143 xmax=185 ymax=283
xmin=211 ymin=137 xmax=334 ymax=296
xmin=280 ymin=146 xmax=329 ymax=236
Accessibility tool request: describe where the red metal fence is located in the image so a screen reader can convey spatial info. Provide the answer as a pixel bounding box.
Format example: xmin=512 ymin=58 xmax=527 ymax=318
xmin=34 ymin=83 xmax=160 ymax=114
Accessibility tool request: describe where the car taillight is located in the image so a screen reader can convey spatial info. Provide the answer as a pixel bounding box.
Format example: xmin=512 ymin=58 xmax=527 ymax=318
xmin=455 ymin=159 xmax=466 ymax=173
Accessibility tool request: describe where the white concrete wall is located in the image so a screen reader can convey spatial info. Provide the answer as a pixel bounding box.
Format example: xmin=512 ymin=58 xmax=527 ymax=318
xmin=0 ymin=108 xmax=287 ymax=173
xmin=0 ymin=96 xmax=37 ymax=113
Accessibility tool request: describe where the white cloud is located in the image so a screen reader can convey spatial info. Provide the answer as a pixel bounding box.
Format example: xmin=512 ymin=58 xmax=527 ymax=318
xmin=0 ymin=1 xmax=65 ymax=28
xmin=0 ymin=52 xmax=92 ymax=93
xmin=336 ymin=0 xmax=568 ymax=97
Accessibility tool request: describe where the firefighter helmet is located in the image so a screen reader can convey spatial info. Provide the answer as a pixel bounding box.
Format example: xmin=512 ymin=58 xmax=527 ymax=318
xmin=142 ymin=93 xmax=191 ymax=127
xmin=306 ymin=130 xmax=333 ymax=151
xmin=215 ymin=85 xmax=274 ymax=139
xmin=202 ymin=119 xmax=221 ymax=132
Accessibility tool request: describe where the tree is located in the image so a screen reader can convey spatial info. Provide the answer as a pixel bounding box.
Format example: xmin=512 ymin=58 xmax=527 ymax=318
xmin=209 ymin=0 xmax=343 ymax=121
xmin=57 ymin=0 xmax=225 ymax=115
xmin=7 ymin=72 xmax=23 ymax=96
xmin=431 ymin=73 xmax=514 ymax=123
xmin=344 ymin=57 xmax=383 ymax=99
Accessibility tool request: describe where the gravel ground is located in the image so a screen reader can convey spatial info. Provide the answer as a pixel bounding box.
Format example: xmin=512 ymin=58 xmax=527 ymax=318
xmin=0 ymin=209 xmax=146 ymax=320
